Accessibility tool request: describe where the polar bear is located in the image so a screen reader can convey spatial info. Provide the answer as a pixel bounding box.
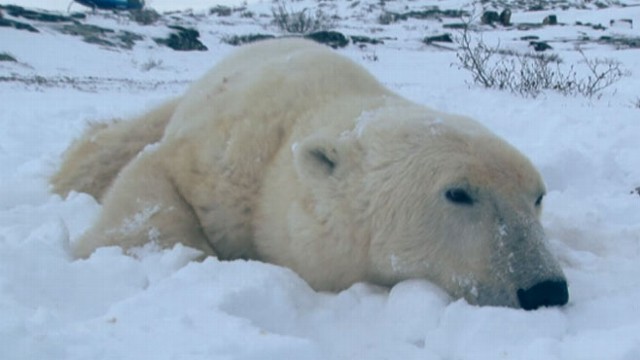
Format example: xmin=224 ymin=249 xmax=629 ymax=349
xmin=52 ymin=39 xmax=568 ymax=310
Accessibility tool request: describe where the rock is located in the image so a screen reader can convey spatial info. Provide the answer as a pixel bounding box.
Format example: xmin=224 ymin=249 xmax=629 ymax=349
xmin=1 ymin=4 xmax=76 ymax=23
xmin=480 ymin=9 xmax=511 ymax=26
xmin=304 ymin=31 xmax=349 ymax=49
xmin=58 ymin=23 xmax=143 ymax=49
xmin=543 ymin=15 xmax=558 ymax=25
xmin=404 ymin=8 xmax=467 ymax=20
xmin=0 ymin=52 xmax=17 ymax=62
xmin=442 ymin=23 xmax=467 ymax=30
xmin=210 ymin=5 xmax=233 ymax=17
xmin=0 ymin=4 xmax=88 ymax=33
xmin=575 ymin=21 xmax=606 ymax=31
xmin=0 ymin=17 xmax=38 ymax=32
xmin=378 ymin=12 xmax=403 ymax=25
xmin=499 ymin=9 xmax=511 ymax=26
xmin=116 ymin=31 xmax=145 ymax=48
xmin=424 ymin=33 xmax=453 ymax=44
xmin=59 ymin=23 xmax=115 ymax=46
xmin=529 ymin=41 xmax=552 ymax=51
xmin=598 ymin=36 xmax=640 ymax=49
xmin=222 ymin=34 xmax=276 ymax=46
xmin=481 ymin=11 xmax=500 ymax=25
xmin=155 ymin=26 xmax=208 ymax=51
xmin=516 ymin=23 xmax=545 ymax=30
xmin=594 ymin=1 xmax=609 ymax=9
xmin=379 ymin=7 xmax=468 ymax=25
xmin=350 ymin=35 xmax=384 ymax=45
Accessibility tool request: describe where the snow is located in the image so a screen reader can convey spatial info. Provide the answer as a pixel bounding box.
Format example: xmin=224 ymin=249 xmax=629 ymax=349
xmin=1 ymin=0 xmax=640 ymax=359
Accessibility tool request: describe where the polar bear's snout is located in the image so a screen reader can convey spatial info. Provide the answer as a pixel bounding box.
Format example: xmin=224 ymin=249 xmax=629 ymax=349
xmin=489 ymin=205 xmax=569 ymax=310
xmin=517 ymin=279 xmax=569 ymax=310
xmin=508 ymin=222 xmax=569 ymax=310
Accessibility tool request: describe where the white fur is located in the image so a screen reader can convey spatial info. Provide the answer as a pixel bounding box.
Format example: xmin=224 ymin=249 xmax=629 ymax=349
xmin=53 ymin=39 xmax=566 ymax=308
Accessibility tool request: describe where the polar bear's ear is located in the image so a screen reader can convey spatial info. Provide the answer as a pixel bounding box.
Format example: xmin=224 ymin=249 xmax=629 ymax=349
xmin=294 ymin=136 xmax=345 ymax=181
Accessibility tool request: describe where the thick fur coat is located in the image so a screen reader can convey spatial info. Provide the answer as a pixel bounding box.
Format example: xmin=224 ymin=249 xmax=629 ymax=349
xmin=52 ymin=39 xmax=568 ymax=309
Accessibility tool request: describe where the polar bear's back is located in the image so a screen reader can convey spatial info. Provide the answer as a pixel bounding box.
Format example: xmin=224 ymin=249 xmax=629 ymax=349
xmin=164 ymin=39 xmax=389 ymax=139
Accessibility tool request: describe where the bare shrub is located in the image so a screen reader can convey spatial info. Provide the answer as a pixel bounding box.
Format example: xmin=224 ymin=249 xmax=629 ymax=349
xmin=575 ymin=48 xmax=631 ymax=97
xmin=271 ymin=0 xmax=334 ymax=34
xmin=455 ymin=24 xmax=630 ymax=98
xmin=362 ymin=51 xmax=379 ymax=62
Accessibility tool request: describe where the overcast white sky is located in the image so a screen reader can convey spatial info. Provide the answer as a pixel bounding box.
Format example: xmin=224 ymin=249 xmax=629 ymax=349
xmin=0 ymin=0 xmax=249 ymax=12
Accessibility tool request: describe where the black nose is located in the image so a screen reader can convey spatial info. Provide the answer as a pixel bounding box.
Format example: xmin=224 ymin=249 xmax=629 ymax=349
xmin=517 ymin=280 xmax=569 ymax=310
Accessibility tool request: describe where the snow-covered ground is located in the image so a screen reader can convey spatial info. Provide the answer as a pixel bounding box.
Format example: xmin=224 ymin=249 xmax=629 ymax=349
xmin=1 ymin=0 xmax=640 ymax=359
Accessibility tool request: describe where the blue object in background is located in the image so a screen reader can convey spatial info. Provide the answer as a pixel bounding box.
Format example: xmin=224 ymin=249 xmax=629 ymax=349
xmin=74 ymin=0 xmax=145 ymax=10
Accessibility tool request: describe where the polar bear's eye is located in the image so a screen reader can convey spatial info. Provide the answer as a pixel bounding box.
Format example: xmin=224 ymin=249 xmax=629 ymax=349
xmin=445 ymin=188 xmax=474 ymax=206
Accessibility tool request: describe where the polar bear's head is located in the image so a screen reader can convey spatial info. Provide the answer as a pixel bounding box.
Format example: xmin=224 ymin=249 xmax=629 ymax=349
xmin=293 ymin=106 xmax=568 ymax=310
